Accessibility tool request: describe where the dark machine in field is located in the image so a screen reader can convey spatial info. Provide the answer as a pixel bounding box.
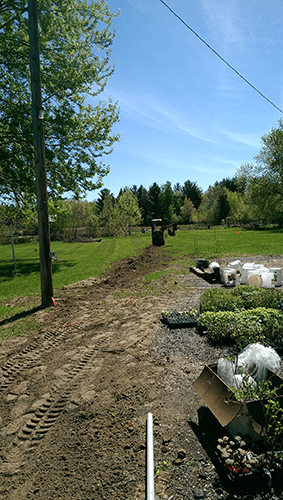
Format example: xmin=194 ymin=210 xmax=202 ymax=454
xmin=151 ymin=219 xmax=177 ymax=246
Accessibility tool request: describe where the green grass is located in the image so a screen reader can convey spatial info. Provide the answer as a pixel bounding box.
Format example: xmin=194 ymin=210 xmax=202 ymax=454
xmin=2 ymin=227 xmax=283 ymax=302
xmin=0 ymin=232 xmax=151 ymax=302
xmin=0 ymin=232 xmax=151 ymax=336
xmin=163 ymin=226 xmax=283 ymax=259
xmin=1 ymin=226 xmax=283 ymax=337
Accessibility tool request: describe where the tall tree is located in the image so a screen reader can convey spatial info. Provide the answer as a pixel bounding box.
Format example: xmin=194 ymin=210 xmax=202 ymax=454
xmin=234 ymin=121 xmax=283 ymax=226
xmin=226 ymin=190 xmax=252 ymax=225
xmin=135 ymin=185 xmax=150 ymax=225
xmin=180 ymin=197 xmax=196 ymax=224
xmin=148 ymin=182 xmax=162 ymax=220
xmin=114 ymin=188 xmax=142 ymax=235
xmin=0 ymin=0 xmax=119 ymax=205
xmin=173 ymin=183 xmax=183 ymax=217
xmin=182 ymin=180 xmax=202 ymax=209
xmin=96 ymin=188 xmax=115 ymax=213
xmin=198 ymin=184 xmax=230 ymax=225
xmin=255 ymin=119 xmax=283 ymax=195
xmin=160 ymin=181 xmax=175 ymax=224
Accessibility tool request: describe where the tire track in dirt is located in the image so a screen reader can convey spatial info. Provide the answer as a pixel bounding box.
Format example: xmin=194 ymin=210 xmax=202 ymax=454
xmin=0 ymin=317 xmax=145 ymax=470
xmin=0 ymin=340 xmax=105 ymax=474
xmin=16 ymin=347 xmax=98 ymax=448
xmin=0 ymin=331 xmax=72 ymax=392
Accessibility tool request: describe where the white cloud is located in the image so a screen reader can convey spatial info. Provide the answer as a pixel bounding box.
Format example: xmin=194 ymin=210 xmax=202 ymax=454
xmin=110 ymin=89 xmax=220 ymax=145
xmin=219 ymin=128 xmax=260 ymax=147
xmin=199 ymin=0 xmax=245 ymax=48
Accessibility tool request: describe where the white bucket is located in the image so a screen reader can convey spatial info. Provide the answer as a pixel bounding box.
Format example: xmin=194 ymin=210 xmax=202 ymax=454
xmin=209 ymin=261 xmax=220 ymax=270
xmin=223 ymin=267 xmax=236 ymax=287
xmin=254 ymin=264 xmax=269 ymax=272
xmin=247 ymin=272 xmax=263 ymax=287
xmin=261 ymin=272 xmax=275 ymax=289
xmin=230 ymin=259 xmax=242 ymax=272
xmin=241 ymin=263 xmax=256 ymax=284
xmin=269 ymin=268 xmax=282 ymax=287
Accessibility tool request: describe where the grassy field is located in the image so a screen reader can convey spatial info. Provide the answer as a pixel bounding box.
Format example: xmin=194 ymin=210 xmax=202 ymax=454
xmin=1 ymin=226 xmax=283 ymax=337
xmin=0 ymin=232 xmax=151 ymax=301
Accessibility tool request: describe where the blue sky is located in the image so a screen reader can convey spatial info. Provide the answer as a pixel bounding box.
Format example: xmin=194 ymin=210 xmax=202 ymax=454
xmin=88 ymin=0 xmax=283 ymax=200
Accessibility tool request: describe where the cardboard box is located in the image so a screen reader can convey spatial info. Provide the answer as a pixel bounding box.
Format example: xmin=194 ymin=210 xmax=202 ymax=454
xmin=192 ymin=363 xmax=283 ymax=440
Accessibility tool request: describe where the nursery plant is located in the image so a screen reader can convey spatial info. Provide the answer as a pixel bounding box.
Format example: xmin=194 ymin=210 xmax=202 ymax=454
xmin=228 ymin=376 xmax=283 ymax=466
xmin=197 ymin=307 xmax=283 ymax=347
xmin=200 ymin=286 xmax=283 ymax=313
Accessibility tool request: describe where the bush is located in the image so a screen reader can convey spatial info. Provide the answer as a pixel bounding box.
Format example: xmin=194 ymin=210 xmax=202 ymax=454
xmin=200 ymin=286 xmax=283 ymax=313
xmin=199 ymin=289 xmax=242 ymax=313
xmin=197 ymin=307 xmax=283 ymax=347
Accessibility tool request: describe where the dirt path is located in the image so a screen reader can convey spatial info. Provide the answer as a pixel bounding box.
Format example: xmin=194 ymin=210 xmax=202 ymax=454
xmin=0 ymin=247 xmax=282 ymax=500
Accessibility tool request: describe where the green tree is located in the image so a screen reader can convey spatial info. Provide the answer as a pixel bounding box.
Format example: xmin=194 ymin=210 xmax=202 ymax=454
xmin=0 ymin=0 xmax=119 ymax=206
xmin=48 ymin=198 xmax=72 ymax=239
xmin=96 ymin=188 xmax=115 ymax=213
xmin=160 ymin=181 xmax=175 ymax=224
xmin=148 ymin=182 xmax=162 ymax=220
xmin=226 ymin=190 xmax=253 ymax=225
xmin=173 ymin=183 xmax=183 ymax=218
xmin=248 ymin=176 xmax=283 ymax=226
xmin=180 ymin=196 xmax=196 ymax=224
xmin=114 ymin=188 xmax=142 ymax=235
xmin=247 ymin=119 xmax=283 ymax=225
xmin=198 ymin=184 xmax=230 ymax=225
xmin=97 ymin=189 xmax=115 ymax=235
xmin=255 ymin=119 xmax=283 ymax=190
xmin=133 ymin=185 xmax=150 ymax=226
xmin=182 ymin=180 xmax=202 ymax=209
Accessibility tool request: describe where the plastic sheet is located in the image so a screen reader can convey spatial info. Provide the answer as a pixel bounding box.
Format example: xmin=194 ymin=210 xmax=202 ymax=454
xmin=237 ymin=343 xmax=281 ymax=382
xmin=217 ymin=343 xmax=281 ymax=388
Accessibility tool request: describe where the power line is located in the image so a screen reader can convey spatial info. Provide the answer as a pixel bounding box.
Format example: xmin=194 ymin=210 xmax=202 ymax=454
xmin=160 ymin=0 xmax=283 ymax=114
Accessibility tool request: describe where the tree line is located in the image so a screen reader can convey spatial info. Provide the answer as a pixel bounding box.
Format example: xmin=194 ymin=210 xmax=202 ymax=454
xmin=2 ymin=115 xmax=283 ymax=241
xmin=1 ymin=2 xmax=283 ymax=240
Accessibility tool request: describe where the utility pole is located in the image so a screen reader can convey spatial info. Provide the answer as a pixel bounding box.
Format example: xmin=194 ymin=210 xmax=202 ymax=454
xmin=28 ymin=0 xmax=53 ymax=307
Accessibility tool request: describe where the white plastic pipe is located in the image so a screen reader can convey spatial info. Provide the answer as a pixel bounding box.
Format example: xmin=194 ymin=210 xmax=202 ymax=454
xmin=146 ymin=412 xmax=155 ymax=500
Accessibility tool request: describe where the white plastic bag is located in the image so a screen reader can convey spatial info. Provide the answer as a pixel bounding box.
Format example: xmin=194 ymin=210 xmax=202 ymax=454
xmin=217 ymin=358 xmax=257 ymax=389
xmin=217 ymin=343 xmax=281 ymax=388
xmin=237 ymin=343 xmax=281 ymax=382
xmin=217 ymin=357 xmax=236 ymax=387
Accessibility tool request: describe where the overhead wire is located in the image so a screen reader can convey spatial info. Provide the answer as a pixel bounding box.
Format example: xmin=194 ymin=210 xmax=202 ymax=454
xmin=160 ymin=0 xmax=283 ymax=114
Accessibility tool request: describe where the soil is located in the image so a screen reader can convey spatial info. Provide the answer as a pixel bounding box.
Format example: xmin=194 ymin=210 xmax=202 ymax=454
xmin=0 ymin=246 xmax=283 ymax=500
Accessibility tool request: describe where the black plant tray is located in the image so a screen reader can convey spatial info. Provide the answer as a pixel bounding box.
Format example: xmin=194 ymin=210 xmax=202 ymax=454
xmin=161 ymin=311 xmax=198 ymax=328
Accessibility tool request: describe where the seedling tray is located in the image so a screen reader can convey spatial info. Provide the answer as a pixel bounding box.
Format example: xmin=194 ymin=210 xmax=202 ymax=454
xmin=161 ymin=311 xmax=198 ymax=328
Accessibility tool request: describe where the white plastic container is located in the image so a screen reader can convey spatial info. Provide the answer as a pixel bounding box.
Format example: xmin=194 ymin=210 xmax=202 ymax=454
xmin=209 ymin=261 xmax=220 ymax=270
xmin=254 ymin=264 xmax=269 ymax=272
xmin=261 ymin=272 xmax=275 ymax=289
xmin=269 ymin=268 xmax=282 ymax=287
xmin=247 ymin=272 xmax=263 ymax=287
xmin=230 ymin=259 xmax=242 ymax=272
xmin=241 ymin=263 xmax=255 ymax=284
xmin=223 ymin=268 xmax=236 ymax=287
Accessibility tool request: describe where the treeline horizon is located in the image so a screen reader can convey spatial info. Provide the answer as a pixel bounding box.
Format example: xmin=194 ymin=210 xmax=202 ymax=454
xmin=0 ymin=169 xmax=278 ymax=242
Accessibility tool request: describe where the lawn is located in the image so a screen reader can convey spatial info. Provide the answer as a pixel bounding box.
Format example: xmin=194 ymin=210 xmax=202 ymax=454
xmin=1 ymin=226 xmax=283 ymax=334
xmin=0 ymin=232 xmax=151 ymax=302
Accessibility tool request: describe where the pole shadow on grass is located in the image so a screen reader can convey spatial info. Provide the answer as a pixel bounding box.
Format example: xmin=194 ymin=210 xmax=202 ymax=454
xmin=0 ymin=304 xmax=44 ymax=328
xmin=0 ymin=260 xmax=75 ymax=283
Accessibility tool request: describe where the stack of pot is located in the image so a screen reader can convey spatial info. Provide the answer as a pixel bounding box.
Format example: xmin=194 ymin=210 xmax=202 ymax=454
xmin=239 ymin=262 xmax=282 ymax=288
xmin=216 ymin=260 xmax=282 ymax=288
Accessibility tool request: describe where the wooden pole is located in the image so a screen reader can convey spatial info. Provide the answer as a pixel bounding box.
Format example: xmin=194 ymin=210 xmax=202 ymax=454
xmin=28 ymin=0 xmax=53 ymax=306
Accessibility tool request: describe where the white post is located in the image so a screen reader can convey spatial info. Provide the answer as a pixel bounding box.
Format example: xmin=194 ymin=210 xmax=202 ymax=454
xmin=147 ymin=412 xmax=155 ymax=500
